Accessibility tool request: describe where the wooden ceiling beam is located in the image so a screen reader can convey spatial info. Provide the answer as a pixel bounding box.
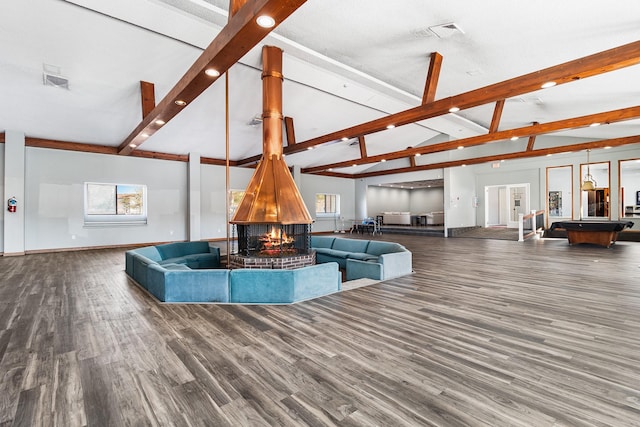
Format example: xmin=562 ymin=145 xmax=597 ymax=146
xmin=422 ymin=52 xmax=443 ymax=104
xmin=300 ymin=105 xmax=640 ymax=173
xmin=251 ymin=40 xmax=640 ymax=162
xmin=353 ymin=135 xmax=640 ymax=178
xmin=0 ymin=133 xmax=5 ymax=143
xmin=526 ymin=122 xmax=539 ymax=151
xmin=284 ymin=116 xmax=296 ymax=146
xmin=118 ymin=0 xmax=307 ymax=155
xmin=140 ymin=81 xmax=156 ymax=118
xmin=358 ymin=135 xmax=367 ymax=158
xmin=489 ymin=99 xmax=505 ymax=133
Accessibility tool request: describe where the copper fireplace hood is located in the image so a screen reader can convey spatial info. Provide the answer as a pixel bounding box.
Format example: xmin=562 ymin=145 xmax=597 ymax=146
xmin=230 ymin=45 xmax=312 ymax=225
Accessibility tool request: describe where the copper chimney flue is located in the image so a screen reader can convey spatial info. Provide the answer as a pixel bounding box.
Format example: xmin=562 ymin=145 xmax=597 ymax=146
xmin=230 ymin=46 xmax=313 ymax=225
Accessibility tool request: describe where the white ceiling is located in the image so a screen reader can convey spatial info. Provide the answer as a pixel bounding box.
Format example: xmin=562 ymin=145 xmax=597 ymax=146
xmin=2 ymin=0 xmax=640 ymax=174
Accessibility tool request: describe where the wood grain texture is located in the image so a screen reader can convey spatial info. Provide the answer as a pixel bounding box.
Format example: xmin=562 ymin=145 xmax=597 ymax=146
xmin=0 ymin=237 xmax=639 ymax=426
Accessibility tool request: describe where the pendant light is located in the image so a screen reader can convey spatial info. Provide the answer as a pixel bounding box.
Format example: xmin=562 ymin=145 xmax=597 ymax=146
xmin=581 ymin=149 xmax=597 ymax=191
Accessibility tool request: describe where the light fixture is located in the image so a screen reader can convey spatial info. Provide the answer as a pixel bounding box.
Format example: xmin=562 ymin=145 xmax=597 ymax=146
xmin=541 ymin=81 xmax=556 ymax=89
xmin=415 ymin=153 xmax=421 ymax=157
xmin=604 ymin=146 xmax=612 ymax=149
xmin=449 ymin=106 xmax=460 ymax=113
xmin=175 ymin=100 xmax=187 ymax=106
xmin=457 ymin=146 xmax=464 ymax=150
xmin=307 ymin=147 xmax=313 ymax=150
xmin=141 ymin=133 xmax=149 ymax=138
xmin=461 ymin=164 xmax=467 ymax=167
xmin=256 ymin=15 xmax=275 ymax=28
xmin=510 ymin=136 xmax=519 ymax=141
xmin=581 ymin=149 xmax=597 ymax=191
xmin=589 ymin=122 xmax=601 ymax=127
xmin=155 ymin=119 xmax=165 ymax=125
xmin=341 ymin=137 xmax=349 ymax=141
xmin=129 ymin=143 xmax=137 ymax=148
xmin=205 ymin=68 xmax=220 ymax=77
xmin=381 ymin=159 xmax=386 ymax=162
xmin=386 ymin=124 xmax=395 ymax=129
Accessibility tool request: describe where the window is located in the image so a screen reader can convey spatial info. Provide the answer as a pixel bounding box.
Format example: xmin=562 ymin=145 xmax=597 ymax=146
xmin=316 ymin=193 xmax=339 ymax=215
xmin=85 ymin=183 xmax=147 ymax=225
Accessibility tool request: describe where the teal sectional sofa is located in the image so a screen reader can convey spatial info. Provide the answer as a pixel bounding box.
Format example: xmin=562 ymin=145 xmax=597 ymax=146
xmin=125 ymin=241 xmax=341 ymax=304
xmin=311 ymin=236 xmax=412 ymax=281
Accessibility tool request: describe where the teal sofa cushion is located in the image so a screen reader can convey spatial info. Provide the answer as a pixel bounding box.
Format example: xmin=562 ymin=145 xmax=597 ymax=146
xmin=229 ymin=262 xmax=341 ymax=304
xmin=156 ymin=241 xmax=211 ymax=260
xmin=147 ymin=264 xmax=230 ymax=303
xmin=311 ymin=236 xmax=336 ymax=248
xmin=366 ymin=241 xmax=406 ymax=256
xmin=346 ymin=252 xmax=379 ymax=262
xmin=331 ymin=238 xmax=369 ymax=253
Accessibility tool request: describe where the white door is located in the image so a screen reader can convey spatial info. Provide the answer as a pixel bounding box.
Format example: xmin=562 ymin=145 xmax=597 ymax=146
xmin=507 ymin=184 xmax=529 ymax=228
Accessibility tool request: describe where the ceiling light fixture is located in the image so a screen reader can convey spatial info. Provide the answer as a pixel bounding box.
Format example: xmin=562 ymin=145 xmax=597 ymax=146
xmin=604 ymin=146 xmax=612 ymax=149
xmin=457 ymin=146 xmax=464 ymax=150
xmin=256 ymin=15 xmax=276 ymax=28
xmin=307 ymin=147 xmax=313 ymax=150
xmin=341 ymin=137 xmax=349 ymax=141
xmin=461 ymin=164 xmax=467 ymax=167
xmin=141 ymin=133 xmax=149 ymax=138
xmin=155 ymin=119 xmax=165 ymax=125
xmin=129 ymin=143 xmax=136 ymax=148
xmin=581 ymin=149 xmax=597 ymax=191
xmin=510 ymin=136 xmax=519 ymax=141
xmin=386 ymin=124 xmax=395 ymax=129
xmin=415 ymin=153 xmax=421 ymax=157
xmin=175 ymin=100 xmax=187 ymax=106
xmin=205 ymin=68 xmax=220 ymax=77
xmin=541 ymin=81 xmax=556 ymax=89
xmin=381 ymin=159 xmax=386 ymax=162
xmin=589 ymin=122 xmax=601 ymax=127
xmin=449 ymin=106 xmax=460 ymax=113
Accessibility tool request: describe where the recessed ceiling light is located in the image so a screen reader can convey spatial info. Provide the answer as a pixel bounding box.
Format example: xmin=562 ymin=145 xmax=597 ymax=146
xmin=541 ymin=81 xmax=556 ymax=89
xmin=589 ymin=122 xmax=601 ymax=127
xmin=457 ymin=146 xmax=464 ymax=150
xmin=141 ymin=133 xmax=149 ymax=138
xmin=328 ymin=168 xmax=333 ymax=171
xmin=500 ymin=159 xmax=505 ymax=162
xmin=510 ymin=136 xmax=519 ymax=141
xmin=546 ymin=154 xmax=553 ymax=157
xmin=341 ymin=137 xmax=349 ymax=141
xmin=175 ymin=100 xmax=187 ymax=106
xmin=256 ymin=15 xmax=275 ymax=28
xmin=352 ymin=164 xmax=357 ymax=167
xmin=604 ymin=146 xmax=612 ymax=149
xmin=205 ymin=68 xmax=220 ymax=77
xmin=129 ymin=143 xmax=136 ymax=148
xmin=386 ymin=124 xmax=395 ymax=129
xmin=307 ymin=147 xmax=313 ymax=150
xmin=415 ymin=153 xmax=421 ymax=157
xmin=155 ymin=119 xmax=165 ymax=125
xmin=461 ymin=164 xmax=467 ymax=167
xmin=381 ymin=159 xmax=386 ymax=162
xmin=449 ymin=107 xmax=460 ymax=113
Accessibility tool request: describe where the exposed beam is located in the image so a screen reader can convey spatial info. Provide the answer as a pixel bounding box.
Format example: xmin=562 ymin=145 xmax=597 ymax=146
xmin=241 ymin=40 xmax=640 ymax=162
xmin=358 ymin=135 xmax=367 ymax=158
xmin=353 ymin=135 xmax=640 ymax=178
xmin=301 ymin=105 xmax=640 ymax=173
xmin=229 ymin=0 xmax=249 ymax=17
xmin=0 ymin=133 xmax=5 ymax=143
xmin=526 ymin=122 xmax=539 ymax=151
xmin=140 ymin=81 xmax=156 ymax=118
xmin=489 ymin=99 xmax=505 ymax=133
xmin=118 ymin=0 xmax=307 ymax=155
xmin=409 ymin=155 xmax=416 ymax=168
xmin=26 ymin=138 xmax=118 ymax=155
xmin=421 ymin=52 xmax=443 ymax=104
xmin=284 ymin=116 xmax=296 ymax=146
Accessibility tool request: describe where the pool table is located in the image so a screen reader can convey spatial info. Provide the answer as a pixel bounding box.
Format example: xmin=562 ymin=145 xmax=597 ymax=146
xmin=549 ymin=220 xmax=634 ymax=248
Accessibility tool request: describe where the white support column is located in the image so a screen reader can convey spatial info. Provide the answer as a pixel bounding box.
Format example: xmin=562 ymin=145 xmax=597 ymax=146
xmin=188 ymin=153 xmax=201 ymax=242
xmin=355 ymin=178 xmax=367 ymax=220
xmin=3 ymin=131 xmax=26 ymax=255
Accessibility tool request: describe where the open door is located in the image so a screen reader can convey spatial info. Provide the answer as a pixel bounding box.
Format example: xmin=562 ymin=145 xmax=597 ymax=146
xmin=507 ymin=184 xmax=530 ymax=228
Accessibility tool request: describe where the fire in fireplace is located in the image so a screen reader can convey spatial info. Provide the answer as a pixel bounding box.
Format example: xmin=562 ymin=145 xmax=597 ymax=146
xmin=235 ymin=223 xmax=310 ymax=258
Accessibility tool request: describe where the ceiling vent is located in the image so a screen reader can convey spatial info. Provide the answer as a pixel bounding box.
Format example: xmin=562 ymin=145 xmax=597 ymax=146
xmin=247 ymin=115 xmax=263 ymax=126
xmin=43 ymin=72 xmax=69 ymax=89
xmin=428 ymin=22 xmax=464 ymax=38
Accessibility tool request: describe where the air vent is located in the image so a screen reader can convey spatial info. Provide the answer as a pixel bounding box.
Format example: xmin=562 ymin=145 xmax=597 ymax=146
xmin=428 ymin=22 xmax=464 ymax=38
xmin=247 ymin=115 xmax=262 ymax=126
xmin=43 ymin=73 xmax=69 ymax=89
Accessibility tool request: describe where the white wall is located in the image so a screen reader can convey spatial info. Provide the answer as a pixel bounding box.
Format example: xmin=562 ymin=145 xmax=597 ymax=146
xmin=366 ymin=186 xmax=411 ymax=216
xmin=445 ymin=166 xmax=477 ymax=230
xmin=300 ymin=174 xmax=356 ymax=233
xmin=409 ymin=187 xmax=444 ymax=214
xmin=24 ymin=148 xmax=189 ymax=251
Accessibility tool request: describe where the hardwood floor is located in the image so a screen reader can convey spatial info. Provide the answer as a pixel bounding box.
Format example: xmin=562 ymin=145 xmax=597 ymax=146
xmin=1 ymin=235 xmax=639 ymax=426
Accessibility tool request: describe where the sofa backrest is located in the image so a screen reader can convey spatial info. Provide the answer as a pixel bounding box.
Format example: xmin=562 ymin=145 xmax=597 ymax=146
xmin=156 ymin=241 xmax=211 ymax=260
xmin=311 ymin=235 xmax=336 ymax=248
xmin=132 ymin=246 xmax=162 ymax=262
xmin=366 ymin=241 xmax=406 ymax=256
xmin=332 ymin=237 xmax=369 ymax=253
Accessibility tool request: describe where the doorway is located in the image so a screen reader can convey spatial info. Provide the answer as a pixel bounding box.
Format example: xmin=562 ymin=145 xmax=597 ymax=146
xmin=485 ymin=184 xmax=530 ymax=228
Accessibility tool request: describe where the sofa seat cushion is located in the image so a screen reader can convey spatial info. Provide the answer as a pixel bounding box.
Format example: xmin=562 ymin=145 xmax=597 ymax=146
xmin=366 ymin=241 xmax=406 ymax=256
xmin=161 ymin=263 xmax=191 ymax=271
xmin=331 ymin=238 xmax=369 ymax=253
xmin=346 ymin=252 xmax=379 ymax=262
xmin=323 ymin=249 xmax=352 ymax=259
xmin=313 ymin=247 xmax=335 ymax=256
xmin=132 ymin=246 xmax=163 ymax=262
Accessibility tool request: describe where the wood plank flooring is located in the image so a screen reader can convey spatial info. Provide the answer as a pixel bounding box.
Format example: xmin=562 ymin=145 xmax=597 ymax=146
xmin=1 ymin=235 xmax=639 ymax=426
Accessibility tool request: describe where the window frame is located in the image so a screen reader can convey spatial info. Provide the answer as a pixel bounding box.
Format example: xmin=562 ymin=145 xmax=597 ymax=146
xmin=84 ymin=182 xmax=148 ymax=226
xmin=315 ymin=193 xmax=340 ymax=217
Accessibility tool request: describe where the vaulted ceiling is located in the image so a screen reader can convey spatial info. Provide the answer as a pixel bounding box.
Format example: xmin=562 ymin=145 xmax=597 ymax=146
xmin=2 ymin=0 xmax=640 ymax=178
